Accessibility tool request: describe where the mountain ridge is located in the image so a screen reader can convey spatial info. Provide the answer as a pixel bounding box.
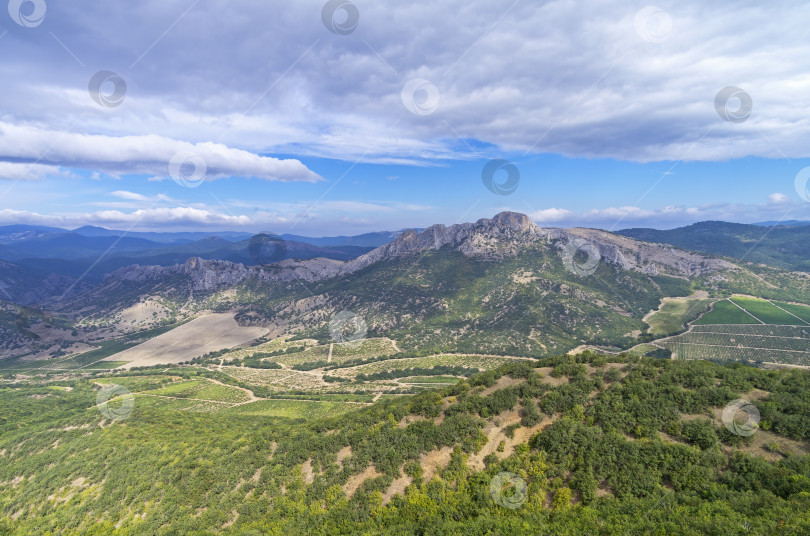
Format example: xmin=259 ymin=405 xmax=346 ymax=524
xmin=99 ymin=212 xmax=735 ymax=294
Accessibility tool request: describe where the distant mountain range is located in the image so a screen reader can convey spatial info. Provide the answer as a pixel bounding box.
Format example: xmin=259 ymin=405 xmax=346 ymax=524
xmin=0 ymin=224 xmax=408 ymax=248
xmin=752 ymin=220 xmax=810 ymax=227
xmin=0 ymin=224 xmax=414 ymax=283
xmin=617 ymin=220 xmax=810 ymax=272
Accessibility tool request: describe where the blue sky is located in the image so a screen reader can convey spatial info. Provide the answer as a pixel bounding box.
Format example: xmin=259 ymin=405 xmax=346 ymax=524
xmin=2 ymin=1 xmax=810 ymax=236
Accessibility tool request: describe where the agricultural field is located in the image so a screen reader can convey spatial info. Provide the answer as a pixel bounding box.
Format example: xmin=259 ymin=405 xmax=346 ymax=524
xmin=327 ymin=353 xmax=534 ymax=379
xmin=773 ymin=301 xmax=810 ymax=323
xmin=220 ymin=399 xmax=367 ymax=420
xmin=91 ymin=373 xmax=369 ymax=418
xmin=219 ymin=366 xmax=328 ymax=391
xmin=693 ymin=299 xmax=761 ymax=325
xmin=730 ymin=297 xmax=808 ymax=325
xmin=272 ymin=338 xmax=399 ymax=367
xmin=147 ymin=379 xmax=254 ymax=403
xmin=215 ymin=336 xmax=319 ymax=361
xmin=644 ymin=296 xmax=712 ymax=335
xmin=0 ymin=322 xmax=186 ymax=372
xmin=102 ymin=313 xmax=268 ymax=368
xmin=399 ymin=376 xmax=462 ymax=385
xmin=657 ymin=297 xmax=810 ymax=366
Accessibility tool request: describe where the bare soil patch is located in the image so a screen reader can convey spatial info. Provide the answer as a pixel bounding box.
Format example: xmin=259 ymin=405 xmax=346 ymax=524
xmin=301 ymin=459 xmax=315 ymax=485
xmin=479 ymin=375 xmax=526 ymax=397
xmin=105 ymin=313 xmax=268 ymax=369
xmin=419 ymin=446 xmax=453 ymax=482
xmin=336 ymin=446 xmax=352 ymax=469
xmin=343 ymin=465 xmax=382 ymax=498
xmin=382 ymin=467 xmax=412 ymax=505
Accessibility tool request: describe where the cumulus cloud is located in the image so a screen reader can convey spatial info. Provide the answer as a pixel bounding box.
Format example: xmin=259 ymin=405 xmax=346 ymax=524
xmin=0 ymin=161 xmax=65 ymax=181
xmin=0 ymin=207 xmax=250 ymax=229
xmin=529 ymin=195 xmax=810 ymax=230
xmin=0 ymin=123 xmax=322 ymax=183
xmin=768 ymin=192 xmax=791 ymax=205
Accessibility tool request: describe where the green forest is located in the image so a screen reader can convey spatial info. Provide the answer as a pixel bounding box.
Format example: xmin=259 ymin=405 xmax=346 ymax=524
xmin=1 ymin=353 xmax=809 ymax=534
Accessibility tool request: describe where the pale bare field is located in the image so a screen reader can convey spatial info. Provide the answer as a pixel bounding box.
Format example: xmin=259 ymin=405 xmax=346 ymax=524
xmin=104 ymin=313 xmax=268 ymax=369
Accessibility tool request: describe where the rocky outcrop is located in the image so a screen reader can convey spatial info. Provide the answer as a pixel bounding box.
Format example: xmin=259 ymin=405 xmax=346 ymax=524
xmin=543 ymin=227 xmax=735 ymax=277
xmin=338 ymin=212 xmax=541 ymax=273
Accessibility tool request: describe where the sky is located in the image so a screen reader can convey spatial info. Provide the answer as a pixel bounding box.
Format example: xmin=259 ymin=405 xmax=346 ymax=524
xmin=1 ymin=0 xmax=810 ymax=236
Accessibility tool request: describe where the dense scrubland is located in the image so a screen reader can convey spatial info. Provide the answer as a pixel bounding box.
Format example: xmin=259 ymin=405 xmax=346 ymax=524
xmin=1 ymin=352 xmax=809 ymax=535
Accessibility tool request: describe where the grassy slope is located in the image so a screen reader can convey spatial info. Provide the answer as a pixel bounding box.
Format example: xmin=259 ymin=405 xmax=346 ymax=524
xmin=645 ymin=297 xmax=713 ymax=335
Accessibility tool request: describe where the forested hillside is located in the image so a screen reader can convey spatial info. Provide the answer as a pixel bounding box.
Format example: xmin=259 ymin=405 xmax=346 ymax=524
xmin=1 ymin=353 xmax=809 ymax=534
xmin=618 ymin=221 xmax=810 ymax=272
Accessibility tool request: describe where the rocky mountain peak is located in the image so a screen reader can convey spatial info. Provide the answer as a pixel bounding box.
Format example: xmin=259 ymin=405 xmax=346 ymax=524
xmin=340 ymin=211 xmax=541 ymax=271
xmin=487 ymin=211 xmax=538 ymax=233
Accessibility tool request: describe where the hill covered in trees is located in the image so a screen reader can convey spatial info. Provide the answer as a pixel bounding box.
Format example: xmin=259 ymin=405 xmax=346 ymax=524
xmin=1 ymin=353 xmax=809 ymax=534
xmin=618 ymin=221 xmax=810 ymax=272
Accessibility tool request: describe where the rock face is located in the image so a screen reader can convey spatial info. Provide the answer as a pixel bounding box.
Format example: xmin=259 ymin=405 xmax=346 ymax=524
xmin=101 ymin=211 xmax=735 ymax=295
xmin=338 ymin=212 xmax=541 ymax=273
xmin=542 ymin=227 xmax=735 ymax=277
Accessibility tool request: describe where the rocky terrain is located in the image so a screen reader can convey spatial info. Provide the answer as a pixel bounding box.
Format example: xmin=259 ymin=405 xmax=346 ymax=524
xmin=95 ymin=212 xmax=734 ymax=295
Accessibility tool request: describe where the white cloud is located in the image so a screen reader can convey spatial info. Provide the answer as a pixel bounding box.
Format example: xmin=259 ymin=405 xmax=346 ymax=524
xmin=0 ymin=162 xmax=65 ymax=181
xmin=0 ymin=122 xmax=322 ymax=183
xmin=528 ymin=207 xmax=575 ymax=224
xmin=111 ymin=190 xmax=150 ymax=202
xmin=529 ymin=195 xmax=810 ymax=230
xmin=0 ymin=207 xmax=251 ymax=229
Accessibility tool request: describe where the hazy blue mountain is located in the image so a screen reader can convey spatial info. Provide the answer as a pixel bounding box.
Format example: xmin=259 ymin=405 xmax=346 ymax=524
xmin=617 ymin=220 xmax=810 ymax=271
xmin=9 ymin=235 xmax=374 ymax=283
xmin=751 ymin=220 xmax=810 ymax=227
xmin=0 ymin=224 xmax=68 ymax=242
xmin=280 ymin=230 xmax=414 ymax=248
xmin=0 ymin=233 xmax=167 ymax=261
xmin=69 ymin=226 xmax=254 ymax=244
xmin=0 ymin=223 xmax=405 ymax=248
